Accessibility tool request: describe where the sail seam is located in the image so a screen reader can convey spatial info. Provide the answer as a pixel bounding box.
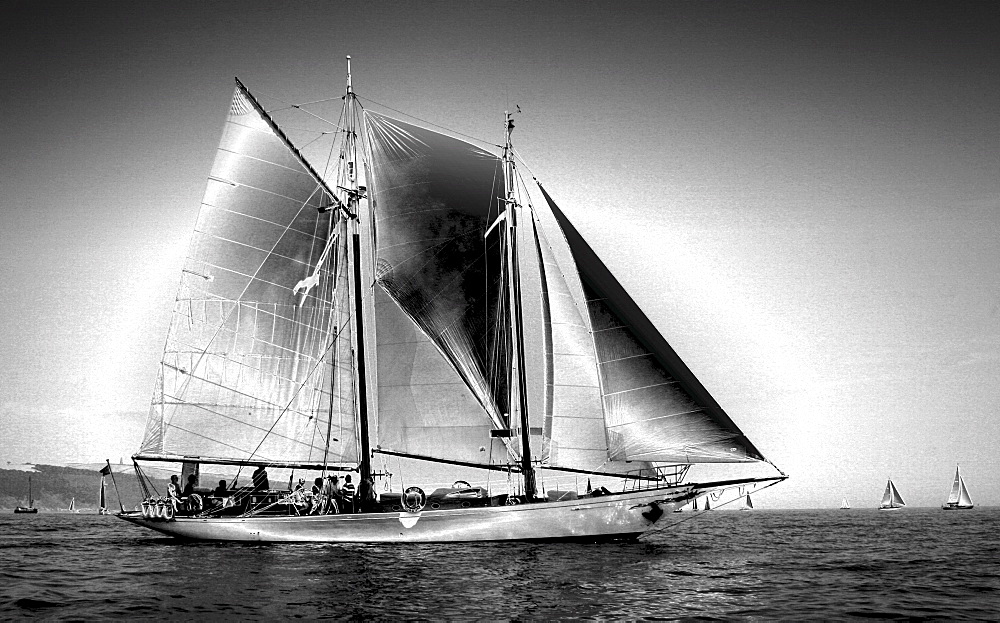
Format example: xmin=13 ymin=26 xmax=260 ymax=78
xmin=194 ymin=231 xmax=319 ymax=269
xmin=604 ymin=408 xmax=706 ymax=425
xmin=602 ymin=381 xmax=678 ymax=396
xmin=216 ymin=146 xmax=315 ymax=176
xmin=201 ymin=202 xmax=331 ymax=243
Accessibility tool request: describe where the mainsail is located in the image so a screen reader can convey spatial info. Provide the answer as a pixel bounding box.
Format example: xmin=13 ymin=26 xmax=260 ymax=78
xmin=138 ymin=83 xmax=358 ymax=467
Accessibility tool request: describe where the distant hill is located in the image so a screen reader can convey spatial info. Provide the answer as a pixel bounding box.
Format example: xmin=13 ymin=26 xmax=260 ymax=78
xmin=0 ymin=464 xmax=170 ymax=512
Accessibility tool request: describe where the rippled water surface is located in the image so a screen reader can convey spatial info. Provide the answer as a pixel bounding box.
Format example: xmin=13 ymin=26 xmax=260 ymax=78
xmin=1 ymin=509 xmax=997 ymax=619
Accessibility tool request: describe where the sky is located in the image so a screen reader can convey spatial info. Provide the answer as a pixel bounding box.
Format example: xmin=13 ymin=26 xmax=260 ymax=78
xmin=2 ymin=1 xmax=998 ymax=508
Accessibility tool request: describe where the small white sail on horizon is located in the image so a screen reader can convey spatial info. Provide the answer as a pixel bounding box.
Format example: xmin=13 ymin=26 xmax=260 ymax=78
xmin=941 ymin=465 xmax=974 ymax=510
xmin=840 ymin=497 xmax=850 ymax=509
xmin=878 ymin=479 xmax=905 ymax=510
xmin=740 ymin=494 xmax=753 ymax=511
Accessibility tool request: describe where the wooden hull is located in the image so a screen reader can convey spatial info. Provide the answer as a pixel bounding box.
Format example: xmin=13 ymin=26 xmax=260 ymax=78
xmin=118 ymin=476 xmax=784 ymax=543
xmin=118 ymin=488 xmax=679 ymax=542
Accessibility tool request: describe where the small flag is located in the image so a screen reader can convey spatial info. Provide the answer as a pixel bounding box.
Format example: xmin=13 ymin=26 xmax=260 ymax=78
xmin=99 ymin=464 xmax=112 ymax=476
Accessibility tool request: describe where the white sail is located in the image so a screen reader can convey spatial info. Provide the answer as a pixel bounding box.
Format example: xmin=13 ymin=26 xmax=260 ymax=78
xmin=840 ymin=497 xmax=850 ymax=509
xmin=532 ymin=217 xmax=609 ymax=471
xmin=958 ymin=477 xmax=973 ymax=507
xmin=137 ymin=83 xmax=356 ymax=467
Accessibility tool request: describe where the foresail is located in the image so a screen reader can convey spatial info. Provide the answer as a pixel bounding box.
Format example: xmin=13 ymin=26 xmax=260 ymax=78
xmin=373 ymin=286 xmax=509 ymax=464
xmin=890 ymin=481 xmax=906 ymax=506
xmin=537 ymin=185 xmax=765 ymax=464
xmin=364 ymin=113 xmax=510 ymax=458
xmin=139 ymin=83 xmax=358 ymax=466
xmin=532 ymin=214 xmax=613 ymax=472
xmin=958 ymin=475 xmax=973 ymax=507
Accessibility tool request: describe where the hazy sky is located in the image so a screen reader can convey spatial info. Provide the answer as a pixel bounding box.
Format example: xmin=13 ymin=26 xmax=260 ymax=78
xmin=2 ymin=1 xmax=998 ymax=508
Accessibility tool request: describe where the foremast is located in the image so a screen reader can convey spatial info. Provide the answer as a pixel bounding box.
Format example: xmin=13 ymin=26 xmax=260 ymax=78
xmin=502 ymin=111 xmax=537 ymax=500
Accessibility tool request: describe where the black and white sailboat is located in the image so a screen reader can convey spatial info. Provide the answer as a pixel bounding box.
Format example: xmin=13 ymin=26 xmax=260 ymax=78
xmin=118 ymin=59 xmax=786 ymax=542
xmin=941 ymin=465 xmax=973 ymax=510
xmin=878 ymin=479 xmax=905 ymax=511
xmin=14 ymin=475 xmax=38 ymax=514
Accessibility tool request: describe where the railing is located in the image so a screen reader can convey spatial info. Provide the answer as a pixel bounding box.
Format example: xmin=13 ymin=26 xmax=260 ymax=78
xmin=623 ymin=464 xmax=690 ymax=492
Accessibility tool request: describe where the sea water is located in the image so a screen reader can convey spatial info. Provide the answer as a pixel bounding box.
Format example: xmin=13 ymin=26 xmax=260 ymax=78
xmin=1 ymin=508 xmax=997 ymax=619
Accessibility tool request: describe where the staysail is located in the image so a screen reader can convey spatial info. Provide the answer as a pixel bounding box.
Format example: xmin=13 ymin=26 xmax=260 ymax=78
xmin=138 ymin=82 xmax=358 ymax=467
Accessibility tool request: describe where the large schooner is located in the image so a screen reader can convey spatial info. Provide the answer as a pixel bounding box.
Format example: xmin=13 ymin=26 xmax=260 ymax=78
xmin=118 ymin=59 xmax=786 ymax=542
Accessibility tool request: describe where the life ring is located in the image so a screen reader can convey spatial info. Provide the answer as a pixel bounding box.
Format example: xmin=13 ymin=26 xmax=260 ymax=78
xmin=452 ymin=480 xmax=471 ymax=489
xmin=402 ymin=486 xmax=426 ymax=513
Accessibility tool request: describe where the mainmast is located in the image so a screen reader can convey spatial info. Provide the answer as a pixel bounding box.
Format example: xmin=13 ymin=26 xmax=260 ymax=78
xmin=345 ymin=56 xmax=372 ymax=487
xmin=502 ymin=111 xmax=537 ymax=500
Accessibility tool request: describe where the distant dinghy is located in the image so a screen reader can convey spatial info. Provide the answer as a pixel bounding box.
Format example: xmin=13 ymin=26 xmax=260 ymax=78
xmin=941 ymin=465 xmax=974 ymax=510
xmin=878 ymin=479 xmax=905 ymax=511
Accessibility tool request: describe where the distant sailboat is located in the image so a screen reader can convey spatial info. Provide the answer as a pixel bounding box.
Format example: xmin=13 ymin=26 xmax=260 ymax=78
xmin=740 ymin=494 xmax=753 ymax=511
xmin=13 ymin=475 xmax=38 ymax=514
xmin=878 ymin=479 xmax=905 ymax=511
xmin=941 ymin=465 xmax=974 ymax=510
xmin=692 ymin=497 xmax=699 ymax=511
xmin=703 ymin=497 xmax=712 ymax=511
xmin=63 ymin=497 xmax=79 ymax=513
xmin=840 ymin=497 xmax=850 ymax=509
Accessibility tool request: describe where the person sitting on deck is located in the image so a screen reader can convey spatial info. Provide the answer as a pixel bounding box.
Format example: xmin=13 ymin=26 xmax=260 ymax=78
xmin=182 ymin=474 xmax=203 ymax=512
xmin=214 ymin=480 xmax=229 ymax=497
xmin=290 ymin=478 xmax=309 ymax=513
xmin=167 ymin=474 xmax=183 ymax=513
xmin=309 ymin=477 xmax=324 ymax=515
